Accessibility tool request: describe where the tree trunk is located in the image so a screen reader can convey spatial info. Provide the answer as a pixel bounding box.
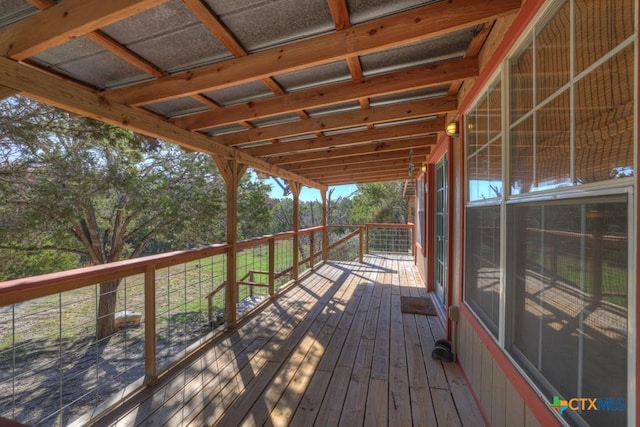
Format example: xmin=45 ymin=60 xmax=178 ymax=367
xmin=96 ymin=279 xmax=120 ymax=340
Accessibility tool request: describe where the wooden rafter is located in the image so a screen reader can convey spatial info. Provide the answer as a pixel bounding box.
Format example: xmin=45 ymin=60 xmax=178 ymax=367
xmin=319 ymin=169 xmax=421 ymax=185
xmin=181 ymin=0 xmax=308 ymax=135
xmin=303 ymin=159 xmax=415 ymax=178
xmin=173 ymin=58 xmax=478 ymax=130
xmin=104 ymin=0 xmax=521 ymax=106
xmin=0 ymin=55 xmax=325 ymax=191
xmin=326 ymin=0 xmax=370 ymax=113
xmin=284 ymin=150 xmax=430 ymax=173
xmin=0 ymin=0 xmax=169 ymax=60
xmin=269 ymin=138 xmax=434 ymax=165
xmin=246 ymin=120 xmax=443 ymax=157
xmin=21 ymin=0 xmax=167 ymax=81
xmin=217 ymin=96 xmax=456 ymax=146
xmin=86 ymin=31 xmax=165 ymax=79
xmin=327 ymin=0 xmax=350 ymax=31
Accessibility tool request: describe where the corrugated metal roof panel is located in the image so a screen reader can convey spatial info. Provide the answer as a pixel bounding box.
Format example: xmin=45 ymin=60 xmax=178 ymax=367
xmin=273 ymin=61 xmax=352 ymax=92
xmin=360 ymin=29 xmax=475 ymax=76
xmin=0 ymin=0 xmax=38 ymax=29
xmin=201 ymin=123 xmax=247 ymax=136
xmin=144 ymin=97 xmax=210 ymax=118
xmin=100 ymin=0 xmax=232 ymax=73
xmin=347 ymin=0 xmax=442 ymax=25
xmin=369 ymin=86 xmax=449 ymax=107
xmin=203 ymin=81 xmax=274 ymax=107
xmin=248 ymin=113 xmax=301 ymax=128
xmin=204 ymin=0 xmax=335 ymax=52
xmin=306 ymin=101 xmax=361 ymax=118
xmin=30 ymin=37 xmax=151 ymax=89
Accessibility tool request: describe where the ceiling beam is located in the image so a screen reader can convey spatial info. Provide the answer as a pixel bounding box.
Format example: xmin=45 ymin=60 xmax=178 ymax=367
xmin=105 ymin=0 xmax=521 ymax=105
xmin=270 ymin=137 xmax=434 ymax=165
xmin=286 ymin=151 xmax=428 ymax=173
xmin=0 ymin=55 xmax=325 ymax=191
xmin=246 ymin=119 xmax=442 ymax=157
xmin=0 ymin=0 xmax=169 ymax=60
xmin=174 ymin=58 xmax=477 ymax=130
xmin=217 ymin=96 xmax=456 ymax=146
xmin=319 ymin=170 xmax=420 ymax=186
xmin=303 ymin=160 xmax=414 ymax=179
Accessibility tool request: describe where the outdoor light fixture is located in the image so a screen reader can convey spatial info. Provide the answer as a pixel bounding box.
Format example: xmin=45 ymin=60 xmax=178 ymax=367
xmin=445 ymin=121 xmax=459 ymax=137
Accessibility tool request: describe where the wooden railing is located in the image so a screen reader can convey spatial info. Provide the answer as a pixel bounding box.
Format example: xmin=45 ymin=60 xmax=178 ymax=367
xmin=0 ymin=223 xmax=412 ymax=426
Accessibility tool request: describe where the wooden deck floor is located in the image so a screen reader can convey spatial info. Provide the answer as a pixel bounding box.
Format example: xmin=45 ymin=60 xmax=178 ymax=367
xmin=102 ymin=255 xmax=483 ymax=427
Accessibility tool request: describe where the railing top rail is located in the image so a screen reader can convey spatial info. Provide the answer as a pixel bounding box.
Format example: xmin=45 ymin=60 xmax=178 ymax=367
xmin=365 ymin=223 xmax=414 ymax=229
xmin=0 ymin=223 xmax=411 ymax=306
xmin=0 ymin=243 xmax=229 ymax=307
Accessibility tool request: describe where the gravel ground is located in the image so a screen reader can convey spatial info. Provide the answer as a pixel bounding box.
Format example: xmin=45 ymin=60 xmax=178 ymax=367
xmin=0 ymin=301 xmax=221 ymax=427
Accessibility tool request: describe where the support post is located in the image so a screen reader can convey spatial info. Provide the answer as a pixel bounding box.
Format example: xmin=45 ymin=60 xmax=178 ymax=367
xmin=321 ymin=190 xmax=328 ymax=262
xmin=289 ymin=181 xmax=300 ymax=282
xmin=359 ymin=226 xmax=365 ymax=263
xmin=268 ymin=237 xmax=275 ymax=296
xmin=144 ymin=264 xmax=156 ymax=383
xmin=212 ymin=155 xmax=246 ymax=328
xmin=309 ymin=233 xmax=315 ymax=271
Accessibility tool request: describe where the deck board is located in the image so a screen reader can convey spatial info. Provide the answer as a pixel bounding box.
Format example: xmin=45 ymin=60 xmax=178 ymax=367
xmin=104 ymin=255 xmax=482 ymax=427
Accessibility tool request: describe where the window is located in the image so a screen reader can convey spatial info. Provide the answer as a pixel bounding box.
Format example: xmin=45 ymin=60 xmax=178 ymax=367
xmin=465 ymin=205 xmax=501 ymax=336
xmin=510 ymin=196 xmax=628 ymax=427
xmin=510 ymin=0 xmax=635 ymax=194
xmin=465 ymin=76 xmax=503 ymax=338
xmin=464 ymin=0 xmax=635 ymax=424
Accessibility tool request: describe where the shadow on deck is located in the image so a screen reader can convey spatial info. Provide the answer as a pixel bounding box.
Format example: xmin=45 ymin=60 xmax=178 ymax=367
xmin=97 ymin=254 xmax=482 ymax=426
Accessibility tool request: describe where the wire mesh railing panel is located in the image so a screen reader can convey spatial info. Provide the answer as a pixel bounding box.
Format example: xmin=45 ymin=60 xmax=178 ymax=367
xmin=236 ymin=244 xmax=269 ymax=319
xmin=155 ymin=254 xmax=226 ymax=371
xmin=298 ymin=233 xmax=312 ymax=276
xmin=0 ymin=275 xmax=146 ymax=427
xmin=274 ymin=238 xmax=294 ymax=291
xmin=328 ymin=229 xmax=360 ymax=262
xmin=367 ymin=226 xmax=413 ymax=254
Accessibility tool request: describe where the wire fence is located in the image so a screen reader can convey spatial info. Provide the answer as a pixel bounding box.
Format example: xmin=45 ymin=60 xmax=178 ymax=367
xmin=235 ymin=243 xmax=270 ymax=321
xmin=327 ymin=227 xmax=361 ymax=262
xmin=0 ymin=223 xmax=412 ymax=425
xmin=1 ymin=278 xmax=145 ymax=426
xmin=367 ymin=225 xmax=413 ymax=254
xmin=155 ymin=254 xmax=226 ymax=371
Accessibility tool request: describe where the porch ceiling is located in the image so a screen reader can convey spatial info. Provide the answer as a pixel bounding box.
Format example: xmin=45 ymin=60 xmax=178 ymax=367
xmin=0 ymin=0 xmax=520 ymax=189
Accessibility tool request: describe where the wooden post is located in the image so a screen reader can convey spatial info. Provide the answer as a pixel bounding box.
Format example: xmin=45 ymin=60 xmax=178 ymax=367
xmin=212 ymin=155 xmax=246 ymax=328
xmin=321 ymin=190 xmax=328 ymax=262
xmin=289 ymin=181 xmax=300 ymax=281
xmin=144 ymin=264 xmax=156 ymax=382
xmin=359 ymin=226 xmax=365 ymax=263
xmin=309 ymin=233 xmax=315 ymax=270
xmin=268 ymin=237 xmax=275 ymax=296
xmin=365 ymin=224 xmax=370 ymax=254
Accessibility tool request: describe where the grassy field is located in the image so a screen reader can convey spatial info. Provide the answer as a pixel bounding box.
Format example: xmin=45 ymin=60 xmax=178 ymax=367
xmin=0 ymin=239 xmax=303 ymax=354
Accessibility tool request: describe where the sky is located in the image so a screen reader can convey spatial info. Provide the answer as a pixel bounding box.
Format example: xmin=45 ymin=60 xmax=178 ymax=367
xmin=265 ymin=177 xmax=358 ymax=202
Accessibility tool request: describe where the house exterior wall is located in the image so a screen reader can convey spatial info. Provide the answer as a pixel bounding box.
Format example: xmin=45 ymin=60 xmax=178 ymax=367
xmin=423 ymin=0 xmax=638 ymax=425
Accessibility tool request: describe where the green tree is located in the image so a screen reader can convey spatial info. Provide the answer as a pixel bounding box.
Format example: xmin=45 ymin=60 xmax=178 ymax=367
xmin=0 ymin=96 xmax=226 ymax=338
xmin=350 ymin=181 xmax=408 ymax=224
xmin=237 ymin=172 xmax=272 ymax=239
